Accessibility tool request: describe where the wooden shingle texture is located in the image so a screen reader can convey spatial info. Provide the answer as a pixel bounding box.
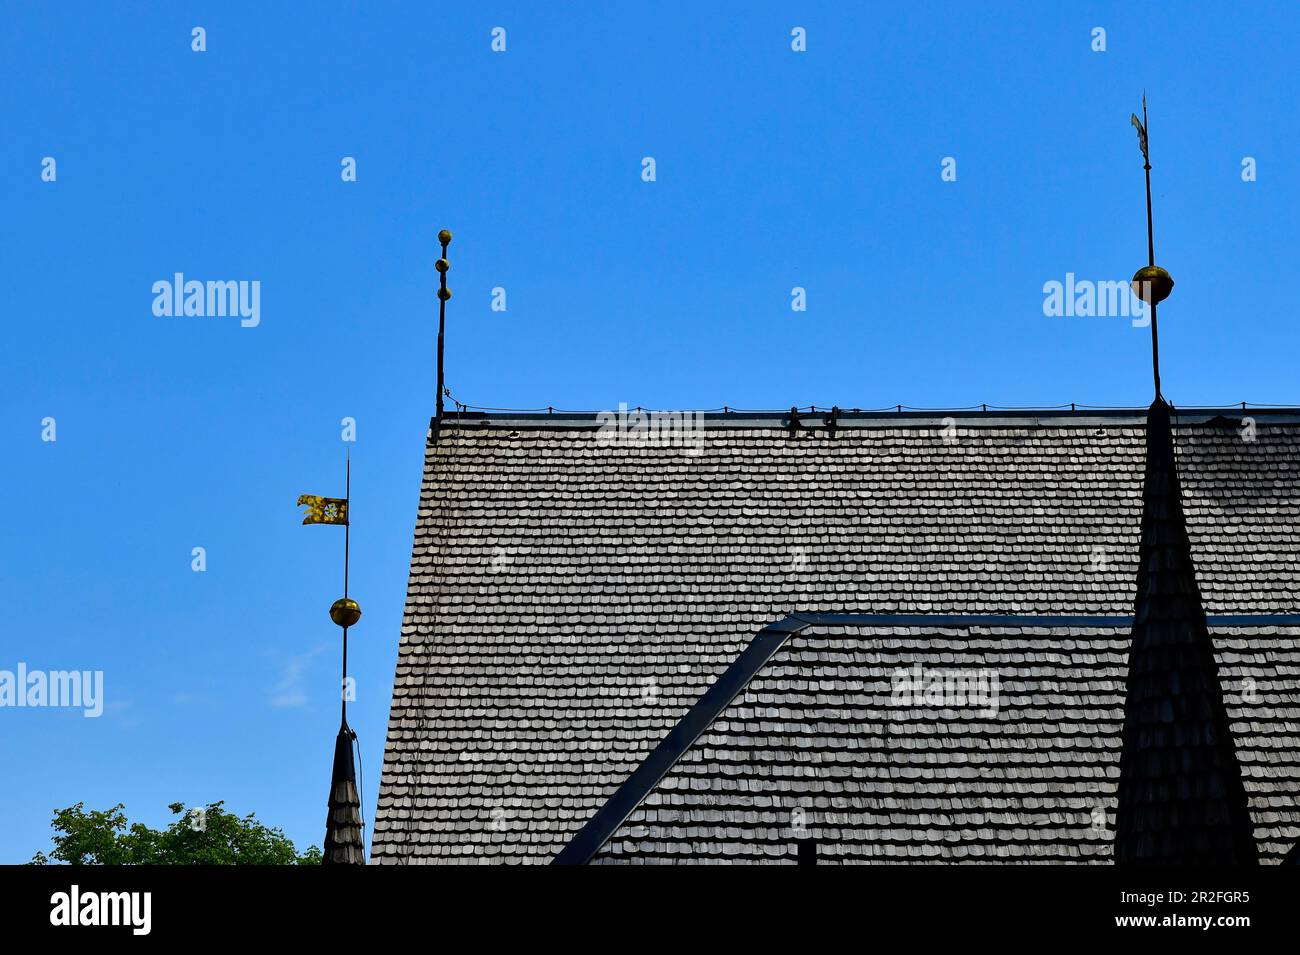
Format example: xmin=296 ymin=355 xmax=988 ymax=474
xmin=371 ymin=411 xmax=1300 ymax=863
xmin=591 ymin=623 xmax=1300 ymax=864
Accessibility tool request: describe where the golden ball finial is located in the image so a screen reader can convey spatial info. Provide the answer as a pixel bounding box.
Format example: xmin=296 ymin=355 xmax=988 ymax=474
xmin=435 ymin=258 xmax=449 ymax=274
xmin=329 ymin=597 xmax=362 ymax=629
xmin=1131 ymin=265 xmax=1174 ymax=305
xmin=438 ymin=286 xmax=452 ymax=301
xmin=438 ymin=229 xmax=452 ymax=247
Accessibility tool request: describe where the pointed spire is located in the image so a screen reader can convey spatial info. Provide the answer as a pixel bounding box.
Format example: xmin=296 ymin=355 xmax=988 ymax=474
xmin=1115 ymin=100 xmax=1256 ymax=863
xmin=1114 ymin=398 xmax=1258 ymax=864
xmin=322 ymin=724 xmax=365 ymax=865
xmin=301 ymin=454 xmax=366 ymax=865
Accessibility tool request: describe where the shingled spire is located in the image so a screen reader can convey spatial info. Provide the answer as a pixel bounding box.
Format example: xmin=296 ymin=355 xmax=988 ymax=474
xmin=323 ymin=724 xmax=365 ymax=865
xmin=1114 ymin=96 xmax=1257 ymax=865
xmin=1114 ymin=399 xmax=1257 ymax=863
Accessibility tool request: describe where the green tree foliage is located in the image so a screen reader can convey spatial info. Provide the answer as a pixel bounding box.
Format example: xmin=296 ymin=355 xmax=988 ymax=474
xmin=30 ymin=801 xmax=322 ymax=865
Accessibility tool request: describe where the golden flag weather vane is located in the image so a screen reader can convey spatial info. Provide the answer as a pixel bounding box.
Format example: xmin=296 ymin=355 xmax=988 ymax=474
xmin=297 ymin=494 xmax=349 ymax=526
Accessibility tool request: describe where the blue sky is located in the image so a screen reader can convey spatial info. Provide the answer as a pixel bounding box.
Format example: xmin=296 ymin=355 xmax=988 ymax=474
xmin=2 ymin=2 xmax=1296 ymax=861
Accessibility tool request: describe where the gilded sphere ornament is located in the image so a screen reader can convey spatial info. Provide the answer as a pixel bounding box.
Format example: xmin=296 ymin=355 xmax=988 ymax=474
xmin=435 ymin=258 xmax=449 ymax=273
xmin=329 ymin=597 xmax=362 ymax=628
xmin=1131 ymin=265 xmax=1174 ymax=305
xmin=438 ymin=286 xmax=452 ymax=301
xmin=438 ymin=229 xmax=452 ymax=247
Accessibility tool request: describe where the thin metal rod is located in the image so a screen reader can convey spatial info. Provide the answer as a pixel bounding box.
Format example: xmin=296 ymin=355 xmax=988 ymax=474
xmin=342 ymin=449 xmax=350 ymax=727
xmin=435 ymin=246 xmax=448 ymax=426
xmin=1143 ymin=98 xmax=1154 ymax=269
xmin=344 ymin=449 xmax=350 ymax=598
xmin=1151 ymin=301 xmax=1162 ymax=400
xmin=1141 ymin=95 xmax=1161 ymax=400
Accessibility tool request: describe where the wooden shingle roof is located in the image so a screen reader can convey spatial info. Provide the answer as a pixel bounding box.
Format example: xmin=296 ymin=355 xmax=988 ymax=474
xmin=585 ymin=620 xmax=1300 ymax=864
xmin=371 ymin=409 xmax=1300 ymax=863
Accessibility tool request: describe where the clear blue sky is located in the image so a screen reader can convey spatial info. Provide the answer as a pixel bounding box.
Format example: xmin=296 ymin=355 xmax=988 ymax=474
xmin=2 ymin=2 xmax=1296 ymax=862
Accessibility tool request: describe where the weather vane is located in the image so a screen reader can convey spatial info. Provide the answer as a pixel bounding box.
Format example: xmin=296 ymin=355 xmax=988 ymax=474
xmin=298 ymin=450 xmax=365 ymax=864
xmin=1130 ymin=93 xmax=1174 ymax=400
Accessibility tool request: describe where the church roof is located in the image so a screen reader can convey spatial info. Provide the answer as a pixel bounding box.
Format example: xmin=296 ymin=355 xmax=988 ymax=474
xmin=371 ymin=407 xmax=1300 ymax=863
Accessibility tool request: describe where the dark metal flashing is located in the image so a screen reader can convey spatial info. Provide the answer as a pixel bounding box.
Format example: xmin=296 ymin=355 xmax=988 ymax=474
xmin=550 ymin=613 xmax=814 ymax=866
xmin=432 ymin=407 xmax=1300 ymax=435
xmin=788 ymin=612 xmax=1300 ymax=629
xmin=551 ymin=612 xmax=1300 ymax=865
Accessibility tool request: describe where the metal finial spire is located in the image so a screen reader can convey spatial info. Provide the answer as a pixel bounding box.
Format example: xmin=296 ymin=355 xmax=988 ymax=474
xmin=1129 ymin=94 xmax=1173 ymax=401
xmin=332 ymin=448 xmax=357 ymax=727
xmin=435 ymin=230 xmax=453 ymax=428
xmin=300 ymin=453 xmax=365 ymax=864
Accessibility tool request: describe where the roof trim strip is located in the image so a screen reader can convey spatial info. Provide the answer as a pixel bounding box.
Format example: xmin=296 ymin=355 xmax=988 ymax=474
xmin=550 ymin=611 xmax=1300 ymax=865
xmin=434 ymin=407 xmax=1300 ymax=433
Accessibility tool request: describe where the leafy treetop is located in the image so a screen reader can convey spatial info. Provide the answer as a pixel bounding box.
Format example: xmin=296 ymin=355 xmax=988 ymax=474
xmin=30 ymin=801 xmax=322 ymax=865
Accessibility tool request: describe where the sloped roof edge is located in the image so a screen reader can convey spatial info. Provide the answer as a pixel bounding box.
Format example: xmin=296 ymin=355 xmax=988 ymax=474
xmin=552 ymin=611 xmax=1300 ymax=866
